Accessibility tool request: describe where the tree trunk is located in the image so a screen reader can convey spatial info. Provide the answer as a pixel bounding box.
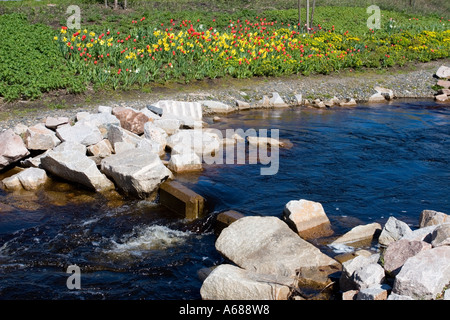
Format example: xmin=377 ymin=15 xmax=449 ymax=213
xmin=298 ymin=0 xmax=302 ymax=32
xmin=124 ymin=0 xmax=127 ymax=9
xmin=306 ymin=0 xmax=310 ymax=32
xmin=114 ymin=0 xmax=118 ymax=10
xmin=105 ymin=0 xmax=108 ymax=8
xmin=311 ymin=0 xmax=316 ymax=30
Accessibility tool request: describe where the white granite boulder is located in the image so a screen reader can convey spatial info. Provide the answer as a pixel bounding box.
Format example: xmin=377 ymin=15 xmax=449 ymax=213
xmin=215 ymin=216 xmax=340 ymax=282
xmin=200 ymin=264 xmax=292 ymax=300
xmin=0 ymin=129 xmax=30 ymax=170
xmin=101 ymin=148 xmax=172 ymax=198
xmin=40 ymin=148 xmax=114 ymax=192
xmin=24 ymin=123 xmax=61 ymax=151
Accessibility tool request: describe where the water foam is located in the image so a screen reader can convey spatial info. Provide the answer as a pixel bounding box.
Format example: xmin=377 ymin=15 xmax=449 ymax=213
xmin=108 ymin=225 xmax=192 ymax=255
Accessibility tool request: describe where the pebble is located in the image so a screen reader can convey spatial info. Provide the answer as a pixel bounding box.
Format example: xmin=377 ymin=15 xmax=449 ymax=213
xmin=0 ymin=59 xmax=447 ymax=131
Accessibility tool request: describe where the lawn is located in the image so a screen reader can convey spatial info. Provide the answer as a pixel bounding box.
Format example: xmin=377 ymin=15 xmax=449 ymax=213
xmin=0 ymin=0 xmax=449 ymax=101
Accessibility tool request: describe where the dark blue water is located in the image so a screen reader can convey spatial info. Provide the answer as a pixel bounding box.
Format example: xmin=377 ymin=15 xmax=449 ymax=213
xmin=0 ymin=100 xmax=449 ymax=299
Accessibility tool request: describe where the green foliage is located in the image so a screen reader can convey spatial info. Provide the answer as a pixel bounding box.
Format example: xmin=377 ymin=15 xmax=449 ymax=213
xmin=0 ymin=14 xmax=86 ymax=101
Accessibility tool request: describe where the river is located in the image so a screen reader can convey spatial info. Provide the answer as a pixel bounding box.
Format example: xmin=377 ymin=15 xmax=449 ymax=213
xmin=0 ymin=99 xmax=449 ymax=299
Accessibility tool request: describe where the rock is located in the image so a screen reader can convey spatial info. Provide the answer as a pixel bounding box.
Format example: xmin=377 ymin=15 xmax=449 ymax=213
xmin=154 ymin=100 xmax=202 ymax=122
xmin=236 ymin=100 xmax=251 ymax=110
xmin=331 ymin=223 xmax=381 ymax=245
xmin=392 ymin=246 xmax=450 ymax=300
xmin=24 ymin=123 xmax=61 ymax=151
xmin=383 ymin=239 xmax=432 ymax=276
xmin=312 ymin=99 xmax=326 ymax=108
xmin=339 ymin=254 xmax=380 ymax=291
xmin=53 ymin=141 xmax=87 ymax=154
xmin=356 ymin=284 xmax=391 ymax=300
xmin=419 ymin=210 xmax=449 ymax=227
xmin=435 ymin=93 xmax=449 ymax=102
xmin=294 ymin=94 xmax=303 ymax=105
xmin=20 ymin=150 xmax=49 ymax=168
xmin=77 ymin=112 xmax=121 ymax=136
xmin=41 ymin=149 xmax=114 ymax=192
xmin=339 ymin=98 xmax=357 ymax=107
xmin=106 ymin=124 xmax=142 ymax=152
xmin=56 ymin=123 xmax=103 ymax=146
xmin=215 ymin=210 xmax=245 ymax=235
xmin=342 ymin=290 xmax=359 ymax=300
xmin=247 ymin=136 xmax=285 ymax=148
xmin=0 ymin=129 xmax=30 ymax=170
xmin=444 ymin=289 xmax=450 ymax=300
xmin=283 ymin=199 xmax=333 ymax=239
xmin=438 ymin=88 xmax=450 ymax=95
xmin=431 ymin=223 xmax=450 ymax=247
xmin=112 ymin=107 xmax=151 ymax=135
xmin=87 ymin=139 xmax=113 ymax=158
xmin=215 ymin=216 xmax=340 ymax=284
xmin=2 ymin=167 xmax=48 ymax=191
xmin=269 ymin=92 xmax=288 ymax=107
xmin=387 ymin=293 xmax=414 ymax=300
xmin=378 ymin=216 xmax=413 ymax=247
xmin=368 ymin=92 xmax=386 ymax=103
xmin=98 ymin=105 xmax=112 ymax=114
xmin=1 ymin=174 xmax=22 ymax=191
xmin=374 ymin=86 xmax=395 ymax=100
xmin=13 ymin=123 xmax=28 ymax=136
xmin=45 ymin=116 xmax=69 ymax=129
xmin=352 ymin=263 xmax=385 ymax=290
xmin=200 ymin=264 xmax=292 ymax=300
xmin=324 ymin=97 xmax=340 ymax=107
xmin=152 ymin=118 xmax=182 ymax=135
xmin=146 ymin=104 xmax=163 ymax=116
xmin=101 ymin=148 xmax=172 ymax=198
xmin=167 ymin=152 xmax=202 ymax=173
xmin=436 ymin=65 xmax=450 ymax=79
xmin=257 ymin=95 xmax=270 ymax=107
xmin=200 ymin=100 xmax=234 ymax=114
xmin=437 ymin=79 xmax=450 ymax=89
xmin=401 ymin=225 xmax=437 ymax=243
xmin=166 ymin=130 xmax=220 ymax=157
xmin=144 ymin=122 xmax=168 ymax=152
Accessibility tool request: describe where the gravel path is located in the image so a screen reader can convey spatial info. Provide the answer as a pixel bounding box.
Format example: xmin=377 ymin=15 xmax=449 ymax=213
xmin=0 ymin=58 xmax=448 ymax=131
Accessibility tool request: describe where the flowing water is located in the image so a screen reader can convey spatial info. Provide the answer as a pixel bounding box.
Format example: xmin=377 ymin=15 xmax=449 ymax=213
xmin=0 ymin=100 xmax=449 ymax=300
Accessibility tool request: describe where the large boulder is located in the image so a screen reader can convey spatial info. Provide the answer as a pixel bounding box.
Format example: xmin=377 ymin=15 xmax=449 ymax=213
xmin=215 ymin=216 xmax=340 ymax=283
xmin=144 ymin=122 xmax=168 ymax=154
xmin=200 ymin=264 xmax=292 ymax=300
xmin=56 ymin=123 xmax=103 ymax=146
xmin=112 ymin=107 xmax=150 ymax=135
xmin=24 ymin=123 xmax=61 ymax=151
xmin=378 ymin=216 xmax=412 ymax=247
xmin=2 ymin=167 xmax=47 ymax=191
xmin=339 ymin=254 xmax=381 ymax=291
xmin=40 ymin=147 xmax=114 ymax=192
xmin=431 ymin=223 xmax=450 ymax=247
xmin=166 ymin=130 xmax=220 ymax=157
xmin=167 ymin=152 xmax=202 ymax=173
xmin=436 ymin=65 xmax=450 ymax=79
xmin=331 ymin=223 xmax=381 ymax=245
xmin=0 ymin=129 xmax=30 ymax=170
xmin=382 ymin=239 xmax=432 ymax=276
xmin=419 ymin=210 xmax=449 ymax=227
xmin=392 ymin=246 xmax=450 ymax=300
xmin=101 ymin=148 xmax=172 ymax=198
xmin=283 ymin=199 xmax=333 ymax=239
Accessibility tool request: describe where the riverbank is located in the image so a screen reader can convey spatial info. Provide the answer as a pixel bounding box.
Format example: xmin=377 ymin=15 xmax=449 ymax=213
xmin=1 ymin=58 xmax=449 ymax=131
